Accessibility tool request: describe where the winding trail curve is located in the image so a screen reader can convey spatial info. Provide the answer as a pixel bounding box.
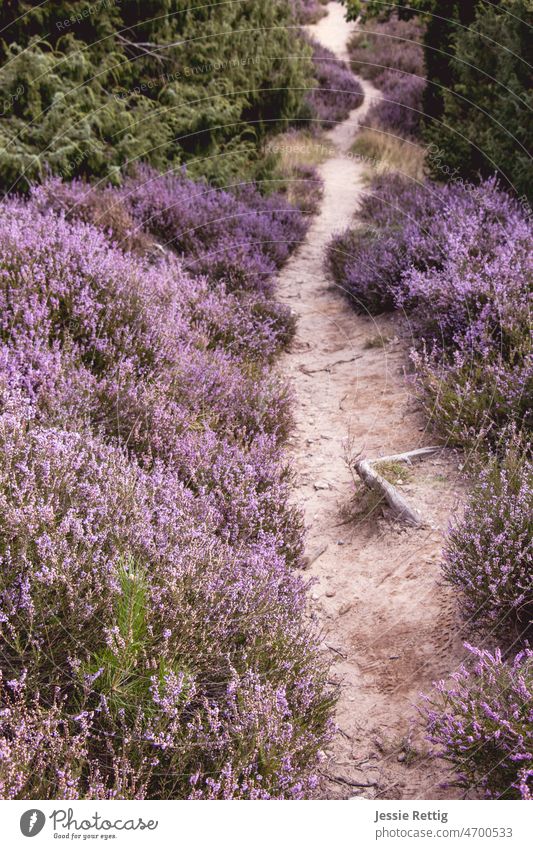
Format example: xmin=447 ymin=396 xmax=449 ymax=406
xmin=278 ymin=2 xmax=466 ymax=800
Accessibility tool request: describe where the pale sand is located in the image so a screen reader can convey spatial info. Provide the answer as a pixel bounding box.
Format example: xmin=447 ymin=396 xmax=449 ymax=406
xmin=278 ymin=2 xmax=468 ymax=799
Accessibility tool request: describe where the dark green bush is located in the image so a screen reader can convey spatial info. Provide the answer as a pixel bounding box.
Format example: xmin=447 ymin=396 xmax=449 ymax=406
xmin=424 ymin=0 xmax=533 ymax=201
xmin=351 ymin=1 xmax=532 ymax=200
xmin=0 ymin=1 xmax=314 ymax=190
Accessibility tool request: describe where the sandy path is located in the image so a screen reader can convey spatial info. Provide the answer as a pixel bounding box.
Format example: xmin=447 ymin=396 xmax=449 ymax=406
xmin=279 ymin=2 xmax=467 ymax=800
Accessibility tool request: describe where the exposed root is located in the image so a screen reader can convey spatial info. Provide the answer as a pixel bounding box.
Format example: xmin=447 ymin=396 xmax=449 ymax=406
xmin=299 ymin=354 xmax=362 ymax=375
xmin=354 ymin=447 xmax=441 ymax=527
xmin=301 ymin=543 xmax=329 ymax=569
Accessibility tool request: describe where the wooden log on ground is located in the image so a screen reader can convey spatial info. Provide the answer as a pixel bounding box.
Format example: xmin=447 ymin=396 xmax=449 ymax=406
xmin=354 ymin=447 xmax=441 ymax=527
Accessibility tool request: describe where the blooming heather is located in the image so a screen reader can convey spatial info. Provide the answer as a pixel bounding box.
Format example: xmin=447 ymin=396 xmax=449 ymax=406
xmin=0 ymin=179 xmax=333 ymax=799
xmin=348 ymin=14 xmax=425 ymax=83
xmin=366 ymin=71 xmax=426 ymax=139
xmin=326 ymin=174 xmax=533 ymax=442
xmin=326 ymin=173 xmax=449 ymax=313
xmin=305 ymin=37 xmax=364 ymax=127
xmin=424 ymin=645 xmax=533 ymax=800
xmin=0 ymin=408 xmax=330 ymax=799
xmin=347 ymin=13 xmax=426 ymax=141
xmin=443 ymin=441 xmax=532 ymax=637
xmin=290 ymin=0 xmax=327 ymax=24
xmin=32 ymin=169 xmax=308 ymax=295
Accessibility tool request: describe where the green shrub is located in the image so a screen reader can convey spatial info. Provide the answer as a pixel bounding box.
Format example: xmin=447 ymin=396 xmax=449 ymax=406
xmin=0 ymin=1 xmax=314 ymax=190
xmin=424 ymin=0 xmax=533 ymax=200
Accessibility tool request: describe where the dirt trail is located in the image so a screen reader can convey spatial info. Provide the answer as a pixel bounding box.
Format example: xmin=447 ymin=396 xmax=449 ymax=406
xmin=279 ymin=2 xmax=466 ymax=799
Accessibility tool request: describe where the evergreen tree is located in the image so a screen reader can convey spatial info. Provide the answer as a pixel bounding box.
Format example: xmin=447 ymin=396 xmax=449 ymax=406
xmin=423 ymin=0 xmax=532 ymax=199
xmin=0 ymin=1 xmax=313 ymax=190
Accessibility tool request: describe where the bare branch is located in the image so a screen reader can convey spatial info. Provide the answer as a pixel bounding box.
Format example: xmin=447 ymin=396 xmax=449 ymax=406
xmin=354 ymin=447 xmax=441 ymax=527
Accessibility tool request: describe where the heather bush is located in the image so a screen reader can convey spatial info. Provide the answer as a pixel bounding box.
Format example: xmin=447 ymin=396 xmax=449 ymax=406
xmin=0 ymin=166 xmax=333 ymax=798
xmin=0 ymin=194 xmax=301 ymax=530
xmin=346 ymin=13 xmax=426 ymax=141
xmin=443 ymin=442 xmax=532 ymax=638
xmin=366 ymin=72 xmax=426 ymax=140
xmin=424 ymin=645 xmax=533 ymax=800
xmin=406 ymin=181 xmax=533 ymax=443
xmin=326 ymin=173 xmax=446 ymax=313
xmin=306 ymin=38 xmax=364 ymax=127
xmin=413 ymin=352 xmax=532 ymax=451
xmin=290 ymin=0 xmax=328 ymax=24
xmin=0 ymin=407 xmax=331 ymax=799
xmin=32 ymin=168 xmax=308 ymax=293
xmin=327 ymin=224 xmax=399 ymax=313
xmin=31 ymin=180 xmax=156 ymax=257
xmin=326 ymin=175 xmax=533 ymax=442
xmin=114 ymin=167 xmax=307 ymax=294
xmin=347 ymin=14 xmax=425 ymax=83
xmin=0 ymin=676 xmax=150 ymax=800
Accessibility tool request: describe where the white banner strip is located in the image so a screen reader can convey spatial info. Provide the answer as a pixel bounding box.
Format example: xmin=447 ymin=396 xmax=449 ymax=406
xmin=2 ymin=800 xmax=530 ymax=848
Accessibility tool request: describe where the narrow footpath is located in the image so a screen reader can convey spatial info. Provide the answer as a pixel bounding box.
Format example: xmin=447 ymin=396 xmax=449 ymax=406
xmin=279 ymin=1 xmax=467 ymax=799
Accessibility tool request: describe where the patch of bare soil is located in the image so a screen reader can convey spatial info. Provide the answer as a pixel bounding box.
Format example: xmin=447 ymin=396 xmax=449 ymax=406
xmin=278 ymin=2 xmax=468 ymax=799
